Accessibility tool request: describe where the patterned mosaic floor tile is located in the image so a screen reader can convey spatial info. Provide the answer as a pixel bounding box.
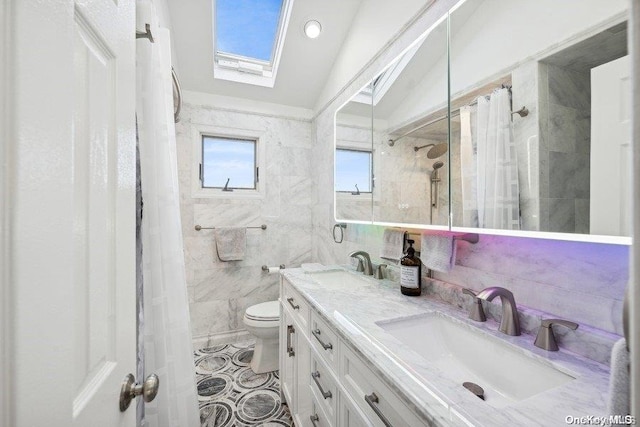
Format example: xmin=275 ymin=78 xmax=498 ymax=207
xmin=195 ymin=341 xmax=293 ymax=427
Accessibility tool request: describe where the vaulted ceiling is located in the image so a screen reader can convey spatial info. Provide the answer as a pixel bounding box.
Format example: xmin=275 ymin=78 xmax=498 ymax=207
xmin=167 ymin=0 xmax=363 ymax=109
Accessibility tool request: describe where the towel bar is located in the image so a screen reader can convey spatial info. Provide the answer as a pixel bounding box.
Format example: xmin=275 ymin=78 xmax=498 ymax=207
xmin=195 ymin=224 xmax=267 ymax=231
xmin=406 ymin=232 xmax=479 ymax=244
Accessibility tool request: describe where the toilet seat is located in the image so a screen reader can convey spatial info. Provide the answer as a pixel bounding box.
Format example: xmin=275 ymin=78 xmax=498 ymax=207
xmin=244 ymin=300 xmax=280 ymax=321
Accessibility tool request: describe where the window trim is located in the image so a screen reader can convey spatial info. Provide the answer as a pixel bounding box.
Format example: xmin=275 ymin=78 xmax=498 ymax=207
xmin=212 ymin=0 xmax=294 ymax=88
xmin=191 ymin=124 xmax=265 ymax=199
xmin=334 ymin=147 xmax=373 ymax=194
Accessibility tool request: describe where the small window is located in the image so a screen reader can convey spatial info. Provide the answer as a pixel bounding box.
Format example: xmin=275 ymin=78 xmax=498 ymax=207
xmin=335 ymin=149 xmax=372 ymax=193
xmin=201 ymin=136 xmax=257 ymax=190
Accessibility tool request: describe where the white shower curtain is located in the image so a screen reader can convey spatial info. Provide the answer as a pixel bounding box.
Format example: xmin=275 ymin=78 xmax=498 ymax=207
xmin=136 ymin=3 xmax=200 ymax=426
xmin=475 ymin=89 xmax=520 ymax=230
xmin=460 ymin=105 xmax=478 ymax=227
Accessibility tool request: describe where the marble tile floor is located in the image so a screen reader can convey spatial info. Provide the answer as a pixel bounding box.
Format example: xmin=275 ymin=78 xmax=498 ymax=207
xmin=195 ymin=340 xmax=293 ymax=427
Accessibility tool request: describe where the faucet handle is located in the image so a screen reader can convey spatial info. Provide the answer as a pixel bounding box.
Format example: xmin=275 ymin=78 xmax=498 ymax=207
xmin=462 ymin=288 xmax=486 ymax=322
xmin=541 ymin=319 xmax=579 ymax=330
xmin=354 ymin=258 xmax=364 ymax=272
xmin=374 ymin=264 xmax=387 ymax=279
xmin=535 ymin=318 xmax=579 ymax=351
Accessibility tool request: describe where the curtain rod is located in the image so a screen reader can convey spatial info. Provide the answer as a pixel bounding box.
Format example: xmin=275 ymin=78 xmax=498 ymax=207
xmin=388 ymin=86 xmax=528 ymax=146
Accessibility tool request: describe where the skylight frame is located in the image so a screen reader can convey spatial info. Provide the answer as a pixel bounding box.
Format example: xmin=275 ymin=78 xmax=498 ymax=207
xmin=212 ymin=0 xmax=295 ymax=88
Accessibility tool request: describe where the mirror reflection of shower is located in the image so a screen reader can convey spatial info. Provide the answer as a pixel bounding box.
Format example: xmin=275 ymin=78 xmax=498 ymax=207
xmin=430 ymin=161 xmax=445 ymax=223
xmin=414 ymin=142 xmax=448 ymax=159
xmin=387 ymin=114 xmax=450 ymax=225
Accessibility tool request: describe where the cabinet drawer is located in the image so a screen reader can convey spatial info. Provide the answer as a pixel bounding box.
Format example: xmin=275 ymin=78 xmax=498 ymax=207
xmin=309 ymin=352 xmax=338 ymax=424
xmin=310 ymin=311 xmax=338 ymax=369
xmin=281 ymin=280 xmax=310 ymax=331
xmin=340 ymin=391 xmax=374 ymax=427
xmin=310 ymin=392 xmax=334 ymax=427
xmin=341 ymin=345 xmax=428 ymax=427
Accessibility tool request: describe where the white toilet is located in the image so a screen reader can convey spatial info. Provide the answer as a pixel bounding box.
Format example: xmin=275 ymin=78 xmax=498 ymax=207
xmin=243 ymin=300 xmax=280 ymax=374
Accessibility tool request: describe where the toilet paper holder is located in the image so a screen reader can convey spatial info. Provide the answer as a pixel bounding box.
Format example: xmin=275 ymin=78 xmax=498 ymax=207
xmin=262 ymin=264 xmax=285 ymax=272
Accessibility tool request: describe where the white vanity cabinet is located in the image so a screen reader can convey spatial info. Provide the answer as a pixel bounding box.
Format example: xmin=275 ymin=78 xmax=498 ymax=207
xmin=279 ymin=281 xmax=312 ymax=425
xmin=280 ymin=276 xmax=430 ymax=427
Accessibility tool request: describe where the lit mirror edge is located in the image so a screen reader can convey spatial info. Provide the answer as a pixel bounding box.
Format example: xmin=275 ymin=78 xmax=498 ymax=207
xmin=330 ymin=221 xmax=632 ymax=246
xmin=451 ymin=226 xmax=632 ymax=246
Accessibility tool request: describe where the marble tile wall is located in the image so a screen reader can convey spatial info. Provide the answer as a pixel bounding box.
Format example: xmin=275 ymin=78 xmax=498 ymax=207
xmin=539 ymin=62 xmax=592 ymax=233
xmin=175 ymin=102 xmax=314 ymax=344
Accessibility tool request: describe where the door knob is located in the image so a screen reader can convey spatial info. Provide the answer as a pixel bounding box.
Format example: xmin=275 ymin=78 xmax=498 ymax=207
xmin=119 ymin=373 xmax=160 ymax=412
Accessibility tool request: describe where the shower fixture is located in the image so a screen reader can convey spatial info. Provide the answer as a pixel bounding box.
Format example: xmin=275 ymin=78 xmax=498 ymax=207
xmin=431 ymin=161 xmax=444 ymax=185
xmin=430 ymin=161 xmax=445 ymax=223
xmin=414 ymin=142 xmax=448 ymax=159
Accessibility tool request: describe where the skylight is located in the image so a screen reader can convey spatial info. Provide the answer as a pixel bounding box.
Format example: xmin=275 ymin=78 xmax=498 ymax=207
xmin=213 ymin=0 xmax=293 ymax=87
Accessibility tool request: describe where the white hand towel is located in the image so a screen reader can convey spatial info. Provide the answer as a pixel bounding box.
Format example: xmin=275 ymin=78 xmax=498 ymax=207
xmin=419 ymin=233 xmax=456 ymax=273
xmin=214 ymin=227 xmax=246 ymax=261
xmin=607 ymin=338 xmax=630 ymax=417
xmin=380 ymin=229 xmax=406 ymax=261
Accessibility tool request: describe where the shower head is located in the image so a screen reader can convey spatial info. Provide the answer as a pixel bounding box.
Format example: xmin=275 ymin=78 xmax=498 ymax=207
xmin=431 ymin=160 xmax=445 ymax=181
xmin=413 ymin=142 xmax=448 ymax=159
xmin=387 ymin=139 xmax=396 ymax=146
xmin=427 ymin=143 xmax=448 ymax=159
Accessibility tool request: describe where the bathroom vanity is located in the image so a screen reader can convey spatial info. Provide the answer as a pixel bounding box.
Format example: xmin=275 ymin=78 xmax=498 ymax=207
xmin=279 ymin=266 xmax=610 ymax=426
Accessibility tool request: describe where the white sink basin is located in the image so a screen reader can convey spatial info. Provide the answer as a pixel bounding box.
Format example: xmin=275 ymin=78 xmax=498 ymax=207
xmin=376 ymin=313 xmax=575 ymax=408
xmin=306 ymin=269 xmax=372 ymax=290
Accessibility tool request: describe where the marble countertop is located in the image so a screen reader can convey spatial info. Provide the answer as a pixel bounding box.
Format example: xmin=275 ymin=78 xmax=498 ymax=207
xmin=281 ymin=264 xmax=611 ymax=427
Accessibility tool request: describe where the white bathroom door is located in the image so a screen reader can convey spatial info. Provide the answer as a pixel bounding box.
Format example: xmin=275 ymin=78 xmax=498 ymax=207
xmin=8 ymin=0 xmax=137 ymax=426
xmin=590 ymin=55 xmax=631 ymax=236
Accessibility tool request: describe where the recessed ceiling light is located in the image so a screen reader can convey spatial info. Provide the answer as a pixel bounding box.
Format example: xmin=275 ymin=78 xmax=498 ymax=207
xmin=304 ymin=20 xmax=322 ymax=39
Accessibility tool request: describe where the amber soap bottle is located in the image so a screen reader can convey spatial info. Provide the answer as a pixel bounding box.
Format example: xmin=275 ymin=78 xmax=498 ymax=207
xmin=400 ymin=239 xmax=422 ymax=296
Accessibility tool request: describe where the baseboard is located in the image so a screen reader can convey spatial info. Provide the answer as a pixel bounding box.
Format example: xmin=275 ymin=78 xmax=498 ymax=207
xmin=192 ymin=329 xmax=252 ymax=352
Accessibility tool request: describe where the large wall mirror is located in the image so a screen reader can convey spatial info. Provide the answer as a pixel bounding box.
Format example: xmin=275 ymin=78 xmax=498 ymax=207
xmin=334 ymin=0 xmax=631 ymax=244
xmin=449 ymin=0 xmax=630 ymax=244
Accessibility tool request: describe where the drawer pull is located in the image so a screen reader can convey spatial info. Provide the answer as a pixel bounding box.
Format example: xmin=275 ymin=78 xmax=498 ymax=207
xmin=310 ymin=414 xmax=320 ymax=426
xmin=286 ymin=324 xmax=295 ymax=357
xmin=286 ymin=297 xmax=299 ymax=310
xmin=365 ymin=392 xmax=392 ymax=427
xmin=312 ymin=328 xmax=333 ymax=350
xmin=311 ymin=371 xmax=332 ymax=399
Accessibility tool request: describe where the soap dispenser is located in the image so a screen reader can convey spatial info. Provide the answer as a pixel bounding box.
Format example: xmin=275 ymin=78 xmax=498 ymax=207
xmin=400 ymin=239 xmax=422 ymax=296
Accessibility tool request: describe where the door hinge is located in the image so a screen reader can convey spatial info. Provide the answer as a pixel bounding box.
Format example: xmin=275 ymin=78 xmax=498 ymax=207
xmin=256 ymin=166 xmax=259 ymax=183
xmin=199 ymin=163 xmax=203 ymax=183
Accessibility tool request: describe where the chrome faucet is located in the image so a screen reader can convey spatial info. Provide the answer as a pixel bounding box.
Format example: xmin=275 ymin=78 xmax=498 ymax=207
xmin=476 ymin=287 xmax=521 ymax=336
xmin=349 ymin=251 xmax=373 ymax=276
